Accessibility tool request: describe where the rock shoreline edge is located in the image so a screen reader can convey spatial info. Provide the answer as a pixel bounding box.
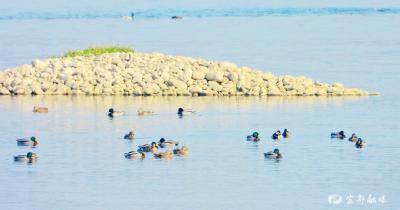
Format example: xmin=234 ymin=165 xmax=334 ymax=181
xmin=0 ymin=52 xmax=372 ymax=96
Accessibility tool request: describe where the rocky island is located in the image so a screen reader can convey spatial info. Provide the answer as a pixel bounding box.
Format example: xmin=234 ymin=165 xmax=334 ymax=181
xmin=0 ymin=47 xmax=370 ymax=96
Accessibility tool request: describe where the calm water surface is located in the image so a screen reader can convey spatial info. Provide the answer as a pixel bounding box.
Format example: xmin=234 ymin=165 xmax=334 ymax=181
xmin=0 ymin=96 xmax=398 ymax=210
xmin=0 ymin=0 xmax=399 ymax=209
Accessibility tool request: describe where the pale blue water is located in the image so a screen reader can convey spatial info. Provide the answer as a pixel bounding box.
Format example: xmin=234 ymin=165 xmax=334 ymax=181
xmin=0 ymin=0 xmax=399 ymax=209
xmin=2 ymin=8 xmax=400 ymax=20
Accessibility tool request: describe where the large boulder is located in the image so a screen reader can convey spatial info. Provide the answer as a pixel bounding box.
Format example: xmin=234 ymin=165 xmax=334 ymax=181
xmin=206 ymin=71 xmax=224 ymax=82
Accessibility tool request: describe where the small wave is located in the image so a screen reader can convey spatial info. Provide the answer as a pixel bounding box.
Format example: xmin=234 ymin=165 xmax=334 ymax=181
xmin=1 ymin=8 xmax=400 ymax=20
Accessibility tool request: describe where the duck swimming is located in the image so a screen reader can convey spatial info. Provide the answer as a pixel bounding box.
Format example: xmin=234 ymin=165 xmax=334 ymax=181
xmin=283 ymin=129 xmax=291 ymax=138
xmin=124 ymin=151 xmax=145 ymax=159
xmin=271 ymin=130 xmax=282 ymax=140
xmin=177 ymin=107 xmax=195 ymax=116
xmin=154 ymin=151 xmax=174 ymax=159
xmin=158 ymin=138 xmax=179 ymax=148
xmin=14 ymin=152 xmax=38 ymax=162
xmin=264 ymin=148 xmax=283 ymax=159
xmin=173 ymin=146 xmax=189 ymax=156
xmin=247 ymin=132 xmax=260 ymax=142
xmin=348 ymin=133 xmax=358 ymax=142
xmin=355 ymin=138 xmax=366 ymax=148
xmin=171 ymin=16 xmax=183 ymax=19
xmin=16 ymin=136 xmax=38 ymax=146
xmin=108 ymin=108 xmax=124 ymax=117
xmin=124 ymin=131 xmax=134 ymax=140
xmin=137 ymin=108 xmax=154 ymax=116
xmin=33 ymin=106 xmax=48 ymax=113
xmin=331 ymin=131 xmax=346 ymax=139
xmin=137 ymin=142 xmax=159 ymax=153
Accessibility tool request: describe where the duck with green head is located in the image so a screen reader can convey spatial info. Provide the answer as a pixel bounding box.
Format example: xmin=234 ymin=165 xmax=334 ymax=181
xmin=247 ymin=132 xmax=260 ymax=142
xmin=14 ymin=152 xmax=38 ymax=162
xmin=16 ymin=136 xmax=38 ymax=146
xmin=264 ymin=148 xmax=283 ymax=159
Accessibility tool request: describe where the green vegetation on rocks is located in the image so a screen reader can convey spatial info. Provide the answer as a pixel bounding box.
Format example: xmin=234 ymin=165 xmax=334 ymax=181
xmin=63 ymin=46 xmax=134 ymax=57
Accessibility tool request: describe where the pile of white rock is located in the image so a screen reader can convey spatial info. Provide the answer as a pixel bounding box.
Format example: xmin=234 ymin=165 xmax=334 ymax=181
xmin=0 ymin=52 xmax=369 ymax=96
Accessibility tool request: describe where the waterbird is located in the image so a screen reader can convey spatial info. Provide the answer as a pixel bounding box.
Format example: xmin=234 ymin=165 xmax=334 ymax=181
xmin=122 ymin=13 xmax=134 ymax=21
xmin=33 ymin=106 xmax=48 ymax=113
xmin=171 ymin=16 xmax=183 ymax=19
xmin=16 ymin=136 xmax=38 ymax=146
xmin=108 ymin=108 xmax=124 ymax=117
xmin=264 ymin=148 xmax=283 ymax=159
xmin=272 ymin=130 xmax=282 ymax=140
xmin=138 ymin=142 xmax=159 ymax=153
xmin=283 ymin=129 xmax=291 ymax=138
xmin=158 ymin=138 xmax=179 ymax=148
xmin=348 ymin=133 xmax=358 ymax=142
xmin=247 ymin=132 xmax=260 ymax=142
xmin=14 ymin=152 xmax=38 ymax=162
xmin=177 ymin=107 xmax=195 ymax=116
xmin=331 ymin=131 xmax=346 ymax=139
xmin=154 ymin=150 xmax=174 ymax=159
xmin=124 ymin=131 xmax=134 ymax=140
xmin=173 ymin=146 xmax=189 ymax=156
xmin=124 ymin=151 xmax=145 ymax=159
xmin=355 ymin=138 xmax=366 ymax=148
xmin=137 ymin=108 xmax=154 ymax=116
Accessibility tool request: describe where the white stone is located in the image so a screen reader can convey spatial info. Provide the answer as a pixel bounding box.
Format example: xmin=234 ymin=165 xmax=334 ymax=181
xmin=208 ymin=81 xmax=223 ymax=92
xmin=205 ymin=71 xmax=223 ymax=82
xmin=227 ymin=72 xmax=238 ymax=82
xmin=189 ymin=85 xmax=202 ymax=93
xmin=0 ymin=52 xmax=369 ymax=96
xmin=32 ymin=60 xmax=47 ymax=69
xmin=0 ymin=87 xmax=10 ymax=95
xmin=192 ymin=71 xmax=206 ymax=80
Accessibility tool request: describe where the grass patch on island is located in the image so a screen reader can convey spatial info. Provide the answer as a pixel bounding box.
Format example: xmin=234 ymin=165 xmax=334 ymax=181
xmin=63 ymin=46 xmax=134 ymax=57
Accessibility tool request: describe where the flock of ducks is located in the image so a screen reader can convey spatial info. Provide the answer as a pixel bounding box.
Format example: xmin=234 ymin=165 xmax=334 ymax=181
xmin=271 ymin=129 xmax=291 ymax=140
xmin=331 ymin=131 xmax=366 ymax=148
xmin=245 ymin=129 xmax=366 ymax=161
xmin=14 ymin=137 xmax=39 ymax=163
xmin=14 ymin=106 xmax=193 ymax=163
xmin=246 ymin=129 xmax=290 ymax=160
xmin=13 ymin=106 xmax=46 ymax=162
xmin=124 ymin=137 xmax=188 ymax=160
xmin=111 ymin=107 xmax=191 ymax=160
xmin=13 ymin=106 xmax=367 ymax=163
xmin=13 ymin=108 xmax=44 ymax=163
